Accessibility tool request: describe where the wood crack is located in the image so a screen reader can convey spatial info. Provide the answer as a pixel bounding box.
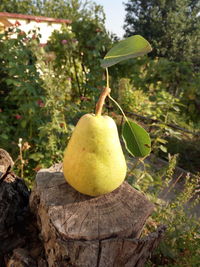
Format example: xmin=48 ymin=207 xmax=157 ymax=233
xmin=96 ymin=240 xmax=102 ymax=267
xmin=78 ymin=211 xmax=90 ymax=235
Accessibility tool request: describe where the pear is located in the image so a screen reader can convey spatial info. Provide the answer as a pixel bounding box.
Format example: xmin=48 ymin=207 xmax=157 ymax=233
xmin=63 ymin=113 xmax=127 ymax=196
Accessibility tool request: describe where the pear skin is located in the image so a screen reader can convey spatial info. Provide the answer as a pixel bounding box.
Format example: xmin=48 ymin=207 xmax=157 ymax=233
xmin=63 ymin=114 xmax=127 ymax=196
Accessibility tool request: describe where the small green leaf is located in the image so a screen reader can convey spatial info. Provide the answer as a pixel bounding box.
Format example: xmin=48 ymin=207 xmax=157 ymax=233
xmin=0 ymin=134 xmax=8 ymax=140
xmin=29 ymin=152 xmax=44 ymax=161
xmin=122 ymin=120 xmax=151 ymax=157
xmin=20 ymin=120 xmax=27 ymax=128
xmin=157 ymin=138 xmax=168 ymax=144
xmin=101 ymin=35 xmax=152 ymax=68
xmin=160 ymin=145 xmax=167 ymax=153
xmin=145 ymin=173 xmax=154 ymax=182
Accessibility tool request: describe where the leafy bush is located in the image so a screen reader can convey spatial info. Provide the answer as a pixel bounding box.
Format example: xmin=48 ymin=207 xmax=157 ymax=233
xmin=127 ymin=155 xmax=200 ymax=267
xmin=116 ymin=57 xmax=200 ymax=122
xmin=118 ymin=78 xmax=151 ymax=114
xmin=0 ymin=27 xmax=44 ymax=155
xmin=0 ymin=19 xmax=112 ymax=182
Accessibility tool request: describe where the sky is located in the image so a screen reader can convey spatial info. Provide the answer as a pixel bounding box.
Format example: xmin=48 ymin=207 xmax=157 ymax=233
xmin=93 ymin=0 xmax=126 ymax=38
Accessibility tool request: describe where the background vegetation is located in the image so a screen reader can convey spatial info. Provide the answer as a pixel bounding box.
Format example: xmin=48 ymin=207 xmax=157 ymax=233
xmin=0 ymin=0 xmax=200 ymax=266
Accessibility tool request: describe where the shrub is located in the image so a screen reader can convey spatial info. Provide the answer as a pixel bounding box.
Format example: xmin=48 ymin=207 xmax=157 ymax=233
xmin=0 ymin=27 xmax=44 ymax=155
xmin=127 ymin=155 xmax=200 ymax=266
xmin=118 ymin=78 xmax=151 ymax=115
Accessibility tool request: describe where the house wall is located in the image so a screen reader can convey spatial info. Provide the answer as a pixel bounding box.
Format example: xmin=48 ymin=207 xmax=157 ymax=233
xmin=0 ymin=17 xmax=70 ymax=43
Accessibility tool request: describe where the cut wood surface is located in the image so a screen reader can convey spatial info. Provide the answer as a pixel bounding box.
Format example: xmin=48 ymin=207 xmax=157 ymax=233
xmin=30 ymin=166 xmax=165 ymax=266
xmin=30 ymin=167 xmax=154 ymax=240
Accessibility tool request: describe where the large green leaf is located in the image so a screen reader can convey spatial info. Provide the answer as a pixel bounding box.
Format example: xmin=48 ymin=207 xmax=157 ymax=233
xmin=122 ymin=120 xmax=151 ymax=157
xmin=101 ymin=35 xmax=152 ymax=68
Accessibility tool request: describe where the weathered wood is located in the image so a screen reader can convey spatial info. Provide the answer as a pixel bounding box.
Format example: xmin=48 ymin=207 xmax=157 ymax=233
xmin=30 ymin=167 xmax=165 ymax=266
xmin=0 ymin=149 xmax=14 ymax=174
xmin=0 ymin=150 xmax=29 ymax=259
xmin=0 ymin=148 xmax=14 ymax=184
xmin=0 ymin=149 xmax=46 ymax=267
xmin=97 ymin=225 xmax=166 ymax=267
xmin=7 ymin=248 xmax=37 ymax=267
xmin=6 ymin=247 xmax=48 ymax=267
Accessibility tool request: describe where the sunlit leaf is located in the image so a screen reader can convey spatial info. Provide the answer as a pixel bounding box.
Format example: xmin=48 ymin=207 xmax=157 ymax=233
xmin=101 ymin=35 xmax=152 ymax=68
xmin=122 ymin=120 xmax=151 ymax=157
xmin=160 ymin=145 xmax=167 ymax=153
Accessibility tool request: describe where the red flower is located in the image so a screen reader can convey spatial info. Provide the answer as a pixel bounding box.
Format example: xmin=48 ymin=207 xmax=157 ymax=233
xmin=61 ymin=39 xmax=68 ymax=45
xmin=37 ymin=100 xmax=45 ymax=107
xmin=15 ymin=114 xmax=22 ymax=119
xmin=15 ymin=20 xmax=21 ymax=27
xmin=37 ymin=99 xmax=45 ymax=108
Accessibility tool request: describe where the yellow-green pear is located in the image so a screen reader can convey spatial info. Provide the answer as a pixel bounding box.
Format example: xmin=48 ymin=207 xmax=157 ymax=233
xmin=63 ymin=114 xmax=127 ymax=196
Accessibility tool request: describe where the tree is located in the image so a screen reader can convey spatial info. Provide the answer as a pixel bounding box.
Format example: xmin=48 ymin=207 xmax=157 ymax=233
xmin=123 ymin=0 xmax=200 ymax=64
xmin=0 ymin=0 xmax=105 ymax=23
xmin=0 ymin=0 xmax=37 ymax=14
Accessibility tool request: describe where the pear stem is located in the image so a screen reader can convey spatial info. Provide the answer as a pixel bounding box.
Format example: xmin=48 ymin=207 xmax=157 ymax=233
xmin=95 ymin=86 xmax=111 ymax=116
xmin=106 ymin=68 xmax=109 ymax=88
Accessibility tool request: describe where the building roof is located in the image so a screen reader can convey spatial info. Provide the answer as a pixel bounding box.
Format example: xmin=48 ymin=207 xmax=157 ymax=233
xmin=0 ymin=12 xmax=72 ymax=24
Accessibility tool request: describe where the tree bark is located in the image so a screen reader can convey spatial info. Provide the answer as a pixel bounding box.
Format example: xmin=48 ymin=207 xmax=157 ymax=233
xmin=30 ymin=165 xmax=166 ymax=267
xmin=0 ymin=149 xmax=46 ymax=267
xmin=0 ymin=150 xmax=29 ymax=257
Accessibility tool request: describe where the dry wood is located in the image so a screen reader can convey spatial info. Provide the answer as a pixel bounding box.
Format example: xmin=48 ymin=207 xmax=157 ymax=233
xmin=0 ymin=149 xmax=30 ymax=266
xmin=0 ymin=149 xmax=46 ymax=267
xmin=0 ymin=150 xmax=29 ymax=247
xmin=30 ymin=166 xmax=165 ymax=266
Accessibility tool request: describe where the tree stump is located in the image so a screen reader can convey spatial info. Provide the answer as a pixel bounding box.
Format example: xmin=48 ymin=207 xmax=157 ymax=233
xmin=30 ymin=166 xmax=166 ymax=267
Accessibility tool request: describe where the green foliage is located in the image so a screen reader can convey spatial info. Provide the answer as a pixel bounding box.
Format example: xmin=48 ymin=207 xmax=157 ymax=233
xmin=0 ymin=3 xmax=112 ymax=181
xmin=39 ymin=0 xmax=106 ymax=23
xmin=46 ymin=16 xmax=112 ymax=100
xmin=116 ymin=78 xmax=184 ymax=156
xmin=148 ymin=90 xmax=183 ymax=155
xmin=117 ymin=56 xmax=200 ymax=121
xmin=118 ymin=78 xmax=151 ymax=114
xmin=101 ymin=35 xmax=152 ymax=159
xmin=101 ymin=35 xmax=152 ymax=68
xmin=127 ymin=155 xmax=200 ymax=266
xmin=36 ymin=61 xmax=72 ymax=165
xmin=124 ymin=0 xmax=200 ymax=63
xmin=122 ymin=120 xmax=151 ymax=157
xmin=45 ymin=25 xmax=83 ymax=100
xmin=0 ymin=0 xmax=105 ymax=23
xmin=151 ymin=174 xmax=200 ymax=266
xmin=0 ymin=27 xmax=44 ymax=154
xmin=166 ymin=135 xmax=200 ymax=173
xmin=71 ymin=17 xmax=112 ymax=96
xmin=123 ymin=0 xmax=200 ymax=121
xmin=0 ymin=0 xmax=37 ymax=14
